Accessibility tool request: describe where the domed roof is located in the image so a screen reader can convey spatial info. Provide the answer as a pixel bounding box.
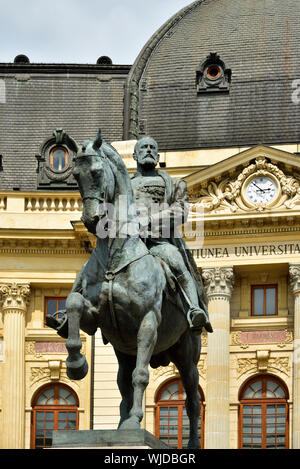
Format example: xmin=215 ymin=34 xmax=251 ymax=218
xmin=124 ymin=0 xmax=300 ymax=151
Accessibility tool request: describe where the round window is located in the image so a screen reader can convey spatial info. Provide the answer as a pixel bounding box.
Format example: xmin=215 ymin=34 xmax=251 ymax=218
xmin=206 ymin=64 xmax=222 ymax=80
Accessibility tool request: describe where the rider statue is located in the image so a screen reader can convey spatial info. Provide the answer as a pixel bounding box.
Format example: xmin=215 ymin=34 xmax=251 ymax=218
xmin=47 ymin=134 xmax=212 ymax=337
xmin=131 ymin=136 xmax=212 ymax=334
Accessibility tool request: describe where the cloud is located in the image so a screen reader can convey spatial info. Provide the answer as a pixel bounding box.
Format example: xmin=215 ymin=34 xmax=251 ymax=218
xmin=0 ymin=0 xmax=192 ymax=64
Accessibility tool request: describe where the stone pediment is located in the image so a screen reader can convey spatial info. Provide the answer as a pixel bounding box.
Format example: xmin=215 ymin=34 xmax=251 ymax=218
xmin=185 ymin=146 xmax=300 ymax=215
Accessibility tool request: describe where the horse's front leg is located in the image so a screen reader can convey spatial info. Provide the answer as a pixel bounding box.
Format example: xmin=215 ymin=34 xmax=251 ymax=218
xmin=65 ymin=292 xmax=89 ymax=380
xmin=119 ymin=308 xmax=160 ymax=430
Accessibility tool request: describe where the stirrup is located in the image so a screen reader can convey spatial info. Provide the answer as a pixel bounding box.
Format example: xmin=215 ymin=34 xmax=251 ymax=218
xmin=187 ymin=307 xmax=206 ymax=329
xmin=46 ymin=309 xmax=68 ymax=339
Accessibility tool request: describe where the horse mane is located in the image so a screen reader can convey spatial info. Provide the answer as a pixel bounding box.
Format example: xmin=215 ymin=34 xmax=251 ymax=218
xmin=101 ymin=140 xmax=134 ymax=204
xmin=101 ymin=141 xmax=128 ymax=176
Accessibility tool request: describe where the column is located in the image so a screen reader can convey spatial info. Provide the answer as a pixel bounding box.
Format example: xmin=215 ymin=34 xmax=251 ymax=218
xmin=202 ymin=266 xmax=234 ymax=449
xmin=0 ymin=283 xmax=30 ymax=449
xmin=289 ymin=264 xmax=300 ymax=448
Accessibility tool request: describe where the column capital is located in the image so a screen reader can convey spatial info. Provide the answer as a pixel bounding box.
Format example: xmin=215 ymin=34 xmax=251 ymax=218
xmin=289 ymin=264 xmax=300 ymax=296
xmin=202 ymin=266 xmax=234 ymax=301
xmin=0 ymin=282 xmax=31 ymax=312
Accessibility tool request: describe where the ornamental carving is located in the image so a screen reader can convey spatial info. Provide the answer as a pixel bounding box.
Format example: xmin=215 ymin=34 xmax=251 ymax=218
xmin=36 ymin=129 xmax=78 ymax=189
xmin=26 ymin=340 xmax=85 ymax=359
xmin=237 ymin=355 xmax=290 ymax=377
xmin=237 ymin=358 xmax=257 ymax=376
xmin=269 ymin=357 xmax=290 ymax=376
xmin=152 ymin=359 xmax=206 ymax=380
xmin=190 ymin=156 xmax=300 ymax=213
xmin=289 ymin=264 xmax=300 ymax=295
xmin=30 ymin=367 xmax=51 ymax=384
xmin=0 ymin=283 xmax=30 ymax=311
xmin=231 ymin=329 xmax=293 ymax=349
xmin=152 ymin=363 xmax=179 ymax=381
xmin=202 ymin=267 xmax=234 ymax=300
xmin=30 ymin=365 xmax=79 ymax=387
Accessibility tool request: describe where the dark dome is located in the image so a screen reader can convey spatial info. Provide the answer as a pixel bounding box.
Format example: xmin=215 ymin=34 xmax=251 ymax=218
xmin=96 ymin=56 xmax=112 ymax=65
xmin=14 ymin=54 xmax=30 ymax=64
xmin=125 ymin=0 xmax=300 ymax=151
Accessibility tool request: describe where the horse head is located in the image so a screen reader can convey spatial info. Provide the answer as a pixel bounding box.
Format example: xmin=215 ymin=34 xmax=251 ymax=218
xmin=73 ymin=130 xmax=112 ymax=234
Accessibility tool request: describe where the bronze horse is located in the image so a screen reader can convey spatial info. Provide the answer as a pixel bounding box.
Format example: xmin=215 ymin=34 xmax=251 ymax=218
xmin=47 ymin=132 xmax=204 ymax=448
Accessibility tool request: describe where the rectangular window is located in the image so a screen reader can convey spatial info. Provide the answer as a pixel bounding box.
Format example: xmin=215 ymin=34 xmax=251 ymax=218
xmin=44 ymin=297 xmax=66 ymax=326
xmin=251 ymin=285 xmax=277 ymax=316
xmin=240 ymin=403 xmax=288 ymax=449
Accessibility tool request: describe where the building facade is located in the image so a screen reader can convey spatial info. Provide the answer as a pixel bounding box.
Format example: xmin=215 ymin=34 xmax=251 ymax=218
xmin=1 ymin=0 xmax=300 ymax=449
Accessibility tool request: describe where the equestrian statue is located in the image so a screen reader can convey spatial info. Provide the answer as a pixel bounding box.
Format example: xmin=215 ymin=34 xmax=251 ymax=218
xmin=46 ymin=130 xmax=212 ymax=449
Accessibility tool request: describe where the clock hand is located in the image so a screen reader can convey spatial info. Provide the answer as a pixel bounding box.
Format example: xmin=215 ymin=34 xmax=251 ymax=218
xmin=252 ymin=182 xmax=264 ymax=192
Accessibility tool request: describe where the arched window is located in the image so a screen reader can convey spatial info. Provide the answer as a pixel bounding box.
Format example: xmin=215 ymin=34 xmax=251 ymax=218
xmin=155 ymin=378 xmax=205 ymax=449
xmin=31 ymin=383 xmax=79 ymax=449
xmin=239 ymin=375 xmax=289 ymax=449
xmin=50 ymin=146 xmax=68 ymax=171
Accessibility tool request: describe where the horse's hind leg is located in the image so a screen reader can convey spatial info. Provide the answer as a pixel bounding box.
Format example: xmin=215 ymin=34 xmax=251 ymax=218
xmin=114 ymin=349 xmax=136 ymax=428
xmin=65 ymin=292 xmax=89 ymax=380
xmin=170 ymin=332 xmax=201 ymax=449
xmin=119 ymin=309 xmax=159 ymax=430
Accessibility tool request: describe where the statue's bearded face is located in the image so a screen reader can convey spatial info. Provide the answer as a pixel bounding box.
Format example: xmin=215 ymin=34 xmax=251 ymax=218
xmin=134 ymin=137 xmax=159 ymax=168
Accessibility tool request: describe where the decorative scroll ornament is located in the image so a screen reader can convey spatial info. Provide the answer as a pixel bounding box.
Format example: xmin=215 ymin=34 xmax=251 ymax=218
xmin=202 ymin=267 xmax=234 ymax=300
xmin=237 ymin=355 xmax=290 ymax=377
xmin=0 ymin=283 xmax=30 ymax=311
xmin=191 ymin=156 xmax=300 ymax=213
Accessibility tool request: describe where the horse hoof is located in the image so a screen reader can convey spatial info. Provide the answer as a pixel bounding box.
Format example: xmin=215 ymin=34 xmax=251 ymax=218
xmin=118 ymin=416 xmax=140 ymax=430
xmin=66 ymin=355 xmax=88 ymax=380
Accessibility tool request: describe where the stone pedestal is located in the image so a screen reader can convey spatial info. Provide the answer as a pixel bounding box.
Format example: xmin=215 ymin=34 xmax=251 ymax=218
xmin=289 ymin=264 xmax=300 ymax=449
xmin=51 ymin=429 xmax=169 ymax=449
xmin=0 ymin=283 xmax=30 ymax=449
xmin=202 ymin=267 xmax=234 ymax=449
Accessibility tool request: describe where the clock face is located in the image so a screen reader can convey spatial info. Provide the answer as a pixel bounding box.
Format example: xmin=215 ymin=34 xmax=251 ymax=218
xmin=245 ymin=176 xmax=278 ymax=205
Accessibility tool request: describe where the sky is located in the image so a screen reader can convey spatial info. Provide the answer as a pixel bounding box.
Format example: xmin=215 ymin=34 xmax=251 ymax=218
xmin=0 ymin=0 xmax=193 ymax=65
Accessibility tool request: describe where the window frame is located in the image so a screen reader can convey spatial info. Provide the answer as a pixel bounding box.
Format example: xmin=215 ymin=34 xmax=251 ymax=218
xmin=49 ymin=146 xmax=69 ymax=172
xmin=30 ymin=383 xmax=79 ymax=449
xmin=44 ymin=296 xmax=67 ymax=327
xmin=155 ymin=378 xmax=205 ymax=449
xmin=238 ymin=375 xmax=289 ymax=449
xmin=251 ymin=284 xmax=278 ymax=316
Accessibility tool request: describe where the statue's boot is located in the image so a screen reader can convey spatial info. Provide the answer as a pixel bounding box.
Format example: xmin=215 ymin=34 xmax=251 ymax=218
xmin=46 ymin=309 xmax=69 ymax=339
xmin=177 ymin=272 xmax=213 ymax=335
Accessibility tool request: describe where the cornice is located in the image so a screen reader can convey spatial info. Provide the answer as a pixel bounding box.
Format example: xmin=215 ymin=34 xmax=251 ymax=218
xmin=231 ymin=317 xmax=293 ymax=331
xmin=0 ymin=63 xmax=131 ymax=75
xmin=0 ymin=222 xmax=96 ymax=254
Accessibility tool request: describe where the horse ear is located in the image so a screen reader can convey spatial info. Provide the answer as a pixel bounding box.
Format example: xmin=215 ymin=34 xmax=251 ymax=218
xmin=93 ymin=129 xmax=102 ymax=151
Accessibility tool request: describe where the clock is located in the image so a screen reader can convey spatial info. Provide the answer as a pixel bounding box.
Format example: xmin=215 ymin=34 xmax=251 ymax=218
xmin=244 ymin=175 xmax=279 ymax=206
